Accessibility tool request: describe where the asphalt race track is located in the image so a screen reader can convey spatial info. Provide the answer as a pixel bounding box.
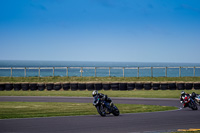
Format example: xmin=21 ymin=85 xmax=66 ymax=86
xmin=0 ymin=96 xmax=200 ymax=133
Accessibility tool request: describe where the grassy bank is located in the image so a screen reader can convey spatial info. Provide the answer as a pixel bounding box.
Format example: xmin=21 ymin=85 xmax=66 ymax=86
xmin=0 ymin=77 xmax=200 ymax=83
xmin=1 ymin=90 xmax=200 ymax=98
xmin=0 ymin=101 xmax=177 ymax=119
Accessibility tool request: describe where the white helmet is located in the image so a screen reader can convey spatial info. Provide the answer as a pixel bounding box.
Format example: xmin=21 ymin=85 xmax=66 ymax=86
xmin=181 ymin=91 xmax=185 ymax=95
xmin=92 ymin=90 xmax=98 ymax=96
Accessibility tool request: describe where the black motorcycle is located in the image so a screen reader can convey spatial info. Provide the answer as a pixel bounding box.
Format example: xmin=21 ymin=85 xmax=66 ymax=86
xmin=93 ymin=98 xmax=120 ymax=117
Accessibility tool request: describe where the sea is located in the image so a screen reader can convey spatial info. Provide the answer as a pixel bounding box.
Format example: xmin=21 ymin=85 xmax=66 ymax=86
xmin=0 ymin=60 xmax=200 ymax=77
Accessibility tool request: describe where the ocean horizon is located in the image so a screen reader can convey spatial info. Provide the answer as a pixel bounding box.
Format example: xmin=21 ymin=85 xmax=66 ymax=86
xmin=1 ymin=60 xmax=200 ymax=67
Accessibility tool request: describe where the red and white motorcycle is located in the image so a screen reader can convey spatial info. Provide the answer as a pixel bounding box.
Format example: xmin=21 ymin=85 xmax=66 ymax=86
xmin=181 ymin=95 xmax=198 ymax=110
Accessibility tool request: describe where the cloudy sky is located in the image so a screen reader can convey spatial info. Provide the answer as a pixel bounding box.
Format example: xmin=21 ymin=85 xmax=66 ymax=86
xmin=0 ymin=0 xmax=200 ymax=63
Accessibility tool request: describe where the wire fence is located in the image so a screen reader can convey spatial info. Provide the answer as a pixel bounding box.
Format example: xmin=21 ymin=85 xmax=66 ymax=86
xmin=0 ymin=66 xmax=200 ymax=77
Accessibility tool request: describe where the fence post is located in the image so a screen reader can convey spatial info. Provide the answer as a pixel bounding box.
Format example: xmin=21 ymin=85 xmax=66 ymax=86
xmin=137 ymin=67 xmax=139 ymax=78
xmin=81 ymin=67 xmax=83 ymax=77
xmin=11 ymin=67 xmax=12 ymax=77
xmin=151 ymin=67 xmax=153 ymax=78
xmin=194 ymin=66 xmax=195 ymax=77
xmin=38 ymin=67 xmax=40 ymax=77
xmin=53 ymin=67 xmax=55 ymax=77
xmin=179 ymin=67 xmax=181 ymax=77
xmin=24 ymin=67 xmax=26 ymax=77
xmin=123 ymin=67 xmax=125 ymax=77
xmin=109 ymin=67 xmax=111 ymax=77
xmin=66 ymin=67 xmax=68 ymax=77
xmin=165 ymin=67 xmax=167 ymax=77
xmin=95 ymin=67 xmax=96 ymax=77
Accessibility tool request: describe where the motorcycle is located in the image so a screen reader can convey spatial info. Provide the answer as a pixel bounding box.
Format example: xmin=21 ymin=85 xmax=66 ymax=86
xmin=194 ymin=95 xmax=200 ymax=106
xmin=93 ymin=97 xmax=120 ymax=117
xmin=182 ymin=95 xmax=198 ymax=110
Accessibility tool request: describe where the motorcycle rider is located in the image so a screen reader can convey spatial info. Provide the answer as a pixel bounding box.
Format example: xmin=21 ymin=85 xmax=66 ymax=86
xmin=191 ymin=92 xmax=198 ymax=100
xmin=92 ymin=90 xmax=113 ymax=112
xmin=180 ymin=91 xmax=190 ymax=108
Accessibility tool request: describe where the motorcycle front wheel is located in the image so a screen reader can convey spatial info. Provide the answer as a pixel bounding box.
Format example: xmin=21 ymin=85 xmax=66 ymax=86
xmin=96 ymin=105 xmax=106 ymax=117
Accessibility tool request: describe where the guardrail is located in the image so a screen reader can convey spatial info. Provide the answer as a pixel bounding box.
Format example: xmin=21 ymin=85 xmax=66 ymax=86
xmin=0 ymin=82 xmax=200 ymax=91
xmin=0 ymin=66 xmax=200 ymax=77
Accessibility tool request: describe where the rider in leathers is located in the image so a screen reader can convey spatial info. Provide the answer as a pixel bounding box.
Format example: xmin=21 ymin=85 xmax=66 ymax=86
xmin=92 ymin=90 xmax=113 ymax=112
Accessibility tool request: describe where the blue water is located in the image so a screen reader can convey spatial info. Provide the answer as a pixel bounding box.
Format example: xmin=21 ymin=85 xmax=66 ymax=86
xmin=0 ymin=60 xmax=200 ymax=77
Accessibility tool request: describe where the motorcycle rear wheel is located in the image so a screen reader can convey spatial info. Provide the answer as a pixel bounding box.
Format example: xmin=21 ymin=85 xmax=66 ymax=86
xmin=112 ymin=106 xmax=120 ymax=116
xmin=189 ymin=102 xmax=198 ymax=110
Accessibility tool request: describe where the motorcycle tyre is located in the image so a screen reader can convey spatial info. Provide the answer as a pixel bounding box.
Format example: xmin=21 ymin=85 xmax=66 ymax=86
xmin=112 ymin=106 xmax=120 ymax=116
xmin=96 ymin=105 xmax=106 ymax=117
xmin=189 ymin=102 xmax=198 ymax=110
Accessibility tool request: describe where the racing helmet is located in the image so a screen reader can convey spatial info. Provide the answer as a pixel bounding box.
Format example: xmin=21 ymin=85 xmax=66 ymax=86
xmin=92 ymin=90 xmax=98 ymax=97
xmin=192 ymin=92 xmax=196 ymax=97
xmin=181 ymin=91 xmax=185 ymax=95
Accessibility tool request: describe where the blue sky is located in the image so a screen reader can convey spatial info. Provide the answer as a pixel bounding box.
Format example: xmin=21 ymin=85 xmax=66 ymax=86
xmin=0 ymin=0 xmax=200 ymax=63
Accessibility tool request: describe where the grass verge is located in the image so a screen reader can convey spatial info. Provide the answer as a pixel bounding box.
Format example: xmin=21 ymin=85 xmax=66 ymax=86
xmin=0 ymin=101 xmax=177 ymax=119
xmin=1 ymin=90 xmax=200 ymax=98
xmin=0 ymin=77 xmax=200 ymax=82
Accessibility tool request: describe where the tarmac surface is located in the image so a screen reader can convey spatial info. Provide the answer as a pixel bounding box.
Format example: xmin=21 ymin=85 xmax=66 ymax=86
xmin=0 ymin=96 xmax=200 ymax=133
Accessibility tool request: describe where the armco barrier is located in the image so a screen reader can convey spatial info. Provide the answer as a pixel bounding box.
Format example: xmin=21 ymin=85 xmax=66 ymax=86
xmin=46 ymin=83 xmax=54 ymax=91
xmin=185 ymin=82 xmax=193 ymax=90
xmin=5 ymin=83 xmax=13 ymax=91
xmin=86 ymin=82 xmax=94 ymax=91
xmin=21 ymin=83 xmax=29 ymax=91
xmin=63 ymin=82 xmax=70 ymax=90
xmin=135 ymin=82 xmax=143 ymax=90
xmin=177 ymin=82 xmax=185 ymax=90
xmin=168 ymin=82 xmax=176 ymax=90
xmin=70 ymin=82 xmax=78 ymax=91
xmin=119 ymin=82 xmax=127 ymax=90
xmin=1 ymin=82 xmax=200 ymax=91
xmin=29 ymin=83 xmax=38 ymax=91
xmin=0 ymin=83 xmax=5 ymax=91
xmin=38 ymin=83 xmax=45 ymax=91
xmin=143 ymin=82 xmax=151 ymax=90
xmin=14 ymin=83 xmax=21 ymax=91
xmin=127 ymin=82 xmax=135 ymax=90
xmin=160 ymin=82 xmax=168 ymax=90
xmin=152 ymin=82 xmax=160 ymax=90
xmin=194 ymin=82 xmax=200 ymax=90
xmin=94 ymin=82 xmax=102 ymax=90
xmin=102 ymin=82 xmax=110 ymax=90
xmin=54 ymin=83 xmax=62 ymax=91
xmin=78 ymin=83 xmax=86 ymax=91
xmin=111 ymin=82 xmax=119 ymax=90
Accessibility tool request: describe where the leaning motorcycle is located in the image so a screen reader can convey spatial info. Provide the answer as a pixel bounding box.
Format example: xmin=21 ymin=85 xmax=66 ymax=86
xmin=182 ymin=95 xmax=198 ymax=110
xmin=93 ymin=98 xmax=120 ymax=117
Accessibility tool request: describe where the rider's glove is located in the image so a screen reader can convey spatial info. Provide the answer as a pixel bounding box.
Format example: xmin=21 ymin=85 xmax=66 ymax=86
xmin=180 ymin=101 xmax=183 ymax=103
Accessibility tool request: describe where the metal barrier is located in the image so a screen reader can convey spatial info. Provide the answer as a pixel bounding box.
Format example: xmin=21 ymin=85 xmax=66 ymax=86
xmin=1 ymin=82 xmax=200 ymax=91
xmin=0 ymin=66 xmax=200 ymax=77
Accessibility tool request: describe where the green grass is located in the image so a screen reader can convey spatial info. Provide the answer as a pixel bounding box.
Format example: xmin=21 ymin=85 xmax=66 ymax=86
xmin=1 ymin=90 xmax=200 ymax=98
xmin=0 ymin=101 xmax=177 ymax=119
xmin=0 ymin=76 xmax=200 ymax=83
